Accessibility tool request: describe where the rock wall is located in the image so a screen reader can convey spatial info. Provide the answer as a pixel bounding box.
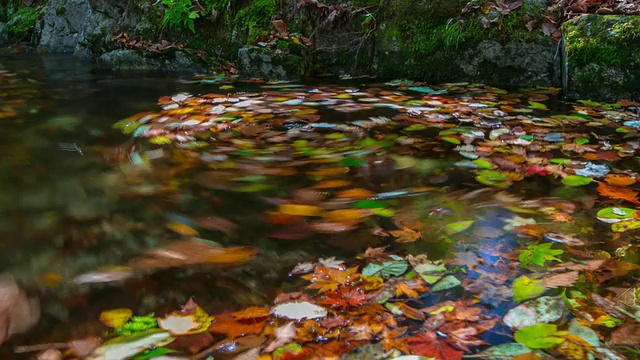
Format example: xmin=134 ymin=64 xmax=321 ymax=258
xmin=2 ymin=0 xmax=638 ymax=100
xmin=563 ymin=14 xmax=640 ymax=101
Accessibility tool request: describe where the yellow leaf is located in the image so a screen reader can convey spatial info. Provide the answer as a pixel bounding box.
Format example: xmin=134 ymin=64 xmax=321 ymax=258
xmin=167 ymin=222 xmax=199 ymax=236
xmin=278 ymin=204 xmax=324 ymax=216
xmin=99 ymin=308 xmax=133 ymax=328
xmin=311 ymin=179 xmax=352 ymax=189
xmin=335 ymin=188 xmax=376 ymax=199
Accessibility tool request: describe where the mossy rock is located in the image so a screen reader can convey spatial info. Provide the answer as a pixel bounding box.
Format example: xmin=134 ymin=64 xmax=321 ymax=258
xmin=563 ymin=14 xmax=640 ymax=101
xmin=237 ymin=45 xmax=309 ymax=80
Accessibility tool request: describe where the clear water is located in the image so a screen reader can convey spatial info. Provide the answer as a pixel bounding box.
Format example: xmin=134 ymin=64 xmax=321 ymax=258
xmin=1 ymin=53 xmax=638 ymax=359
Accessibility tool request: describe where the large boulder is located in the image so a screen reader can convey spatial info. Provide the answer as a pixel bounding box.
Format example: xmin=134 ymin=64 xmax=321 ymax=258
xmin=238 ymin=45 xmax=309 ymax=81
xmin=38 ymin=0 xmax=163 ymax=59
xmin=96 ymin=49 xmax=208 ymax=73
xmin=563 ymin=14 xmax=640 ymax=101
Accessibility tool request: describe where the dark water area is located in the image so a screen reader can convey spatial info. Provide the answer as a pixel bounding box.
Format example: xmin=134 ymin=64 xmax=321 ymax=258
xmin=1 ymin=54 xmax=639 ymax=359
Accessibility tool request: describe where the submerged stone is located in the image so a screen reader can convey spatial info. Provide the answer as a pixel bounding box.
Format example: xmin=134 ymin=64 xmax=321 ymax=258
xmin=563 ymin=14 xmax=640 ymax=101
xmin=503 ymin=296 xmax=566 ymax=330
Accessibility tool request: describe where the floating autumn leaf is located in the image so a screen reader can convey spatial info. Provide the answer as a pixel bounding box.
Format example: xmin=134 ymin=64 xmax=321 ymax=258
xmin=597 ymin=182 xmax=640 ymax=204
xmin=99 ymin=308 xmax=133 ymax=328
xmin=512 ymin=275 xmax=545 ymax=303
xmin=406 ymin=331 xmax=463 ymax=360
xmin=389 ymin=227 xmax=421 ymax=243
xmin=264 ymin=322 xmax=297 ymax=353
xmin=277 ymin=204 xmax=324 ymax=217
xmin=595 ymin=207 xmax=639 ymax=223
xmin=271 ymin=301 xmax=328 ymax=320
xmin=335 ymin=188 xmax=375 ymax=199
xmin=445 ymin=220 xmax=475 ymax=234
xmin=87 ymin=329 xmax=173 ymax=360
xmin=0 ymin=276 xmax=40 ymax=345
xmin=543 ymin=271 xmax=579 ymax=289
xmin=562 ymin=175 xmax=593 ymax=187
xmin=543 ymin=233 xmax=585 ymax=247
xmin=514 ymin=324 xmax=566 ymax=349
xmin=604 ymin=173 xmax=636 ymax=186
xmin=128 ymin=240 xmax=257 ymax=269
xmin=208 ymin=312 xmax=267 ymax=339
xmin=157 ymin=315 xmax=201 ymax=335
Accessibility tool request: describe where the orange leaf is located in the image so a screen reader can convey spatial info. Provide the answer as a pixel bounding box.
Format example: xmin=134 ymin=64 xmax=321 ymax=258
xmin=310 ymin=179 xmax=352 ymax=189
xmin=597 ymin=182 xmax=640 ymax=204
xmin=208 ymin=312 xmax=267 ymax=338
xmin=335 ymin=188 xmax=376 ymax=198
xmin=231 ymin=306 xmax=271 ymax=320
xmin=605 ymin=174 xmax=636 ymax=186
xmin=390 ymin=227 xmax=422 ymax=243
xmin=278 ymin=204 xmax=324 ymax=216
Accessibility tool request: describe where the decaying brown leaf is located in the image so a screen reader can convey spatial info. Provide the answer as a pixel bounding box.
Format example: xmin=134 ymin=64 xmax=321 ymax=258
xmin=0 ymin=276 xmax=40 ymax=345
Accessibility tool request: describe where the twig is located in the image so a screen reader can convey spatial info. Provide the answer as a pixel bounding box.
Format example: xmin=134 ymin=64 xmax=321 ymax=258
xmin=14 ymin=343 xmax=69 ymax=353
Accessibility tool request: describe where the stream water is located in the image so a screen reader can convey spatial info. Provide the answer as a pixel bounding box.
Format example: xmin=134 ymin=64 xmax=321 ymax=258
xmin=1 ymin=53 xmax=639 ymax=359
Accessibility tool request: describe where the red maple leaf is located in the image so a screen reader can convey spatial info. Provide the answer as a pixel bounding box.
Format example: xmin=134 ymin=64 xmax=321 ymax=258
xmin=406 ymin=331 xmax=463 ymax=360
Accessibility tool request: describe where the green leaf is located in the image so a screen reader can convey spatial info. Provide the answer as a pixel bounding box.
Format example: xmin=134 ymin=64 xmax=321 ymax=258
xmin=353 ymin=200 xmax=388 ymax=209
xmin=405 ymin=124 xmax=427 ymax=131
xmin=596 ymin=207 xmax=637 ymax=222
xmin=362 ymin=259 xmax=408 ymax=278
xmin=132 ymin=348 xmax=176 ymax=360
xmin=432 ymin=275 xmax=461 ymax=291
xmin=514 ymin=324 xmax=566 ymax=349
xmin=512 ymin=275 xmax=546 ymax=302
xmin=611 ymin=220 xmax=640 ymax=233
xmin=528 ymin=101 xmax=548 ymax=110
xmin=574 ymin=138 xmax=589 ymax=145
xmin=441 ymin=136 xmax=461 ymax=144
xmin=408 ymin=86 xmax=434 ymax=93
xmin=445 ymin=220 xmax=474 ymax=234
xmin=472 ymin=159 xmax=492 ymax=169
xmin=519 ymin=243 xmax=563 ymax=268
xmin=413 ymin=260 xmax=447 ymax=284
xmin=562 ymin=175 xmax=593 ymax=187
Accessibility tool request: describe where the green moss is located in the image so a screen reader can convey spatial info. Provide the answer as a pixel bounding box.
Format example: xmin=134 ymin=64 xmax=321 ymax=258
xmin=564 ymin=15 xmax=640 ymax=68
xmin=275 ymin=40 xmax=307 ymax=57
xmin=234 ymin=0 xmax=277 ymax=43
xmin=6 ymin=6 xmax=43 ymax=40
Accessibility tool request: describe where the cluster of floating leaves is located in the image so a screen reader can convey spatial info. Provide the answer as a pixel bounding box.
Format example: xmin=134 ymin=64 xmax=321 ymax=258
xmin=11 ymin=81 xmax=640 ymax=359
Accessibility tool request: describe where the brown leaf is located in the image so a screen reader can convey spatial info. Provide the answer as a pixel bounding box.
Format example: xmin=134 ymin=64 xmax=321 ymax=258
xmin=36 ymin=349 xmax=62 ymax=360
xmin=525 ymin=19 xmax=540 ymax=31
xmin=264 ymin=322 xmax=296 ymax=352
xmin=543 ymin=271 xmax=579 ymax=288
xmin=68 ymin=337 xmax=101 ymax=357
xmin=0 ymin=276 xmax=40 ymax=345
xmin=610 ymin=324 xmax=640 ymax=346
xmin=128 ymin=240 xmax=257 ymax=269
xmin=549 ymin=259 xmax=605 ymax=272
xmin=271 ymin=20 xmax=290 ymax=38
xmin=541 ymin=21 xmax=556 ymax=36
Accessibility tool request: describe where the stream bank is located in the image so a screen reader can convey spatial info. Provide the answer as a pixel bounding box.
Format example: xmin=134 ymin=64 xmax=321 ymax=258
xmin=1 ymin=1 xmax=639 ymax=100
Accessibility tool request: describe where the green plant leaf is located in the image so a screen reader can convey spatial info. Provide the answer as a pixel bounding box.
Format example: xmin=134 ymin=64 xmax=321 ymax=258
xmin=512 ymin=275 xmax=546 ymax=302
xmin=432 ymin=275 xmax=461 ymax=291
xmin=519 ymin=243 xmax=563 ymax=268
xmin=562 ymin=175 xmax=592 ymax=187
xmin=514 ymin=324 xmax=566 ymax=349
xmin=445 ymin=220 xmax=474 ymax=234
xmin=362 ymin=259 xmax=408 ymax=278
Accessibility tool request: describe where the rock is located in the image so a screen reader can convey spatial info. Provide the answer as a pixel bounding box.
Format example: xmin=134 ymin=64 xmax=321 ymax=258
xmin=458 ymin=40 xmax=560 ymax=86
xmin=0 ymin=23 xmax=7 ymax=45
xmin=238 ymin=45 xmax=308 ymax=81
xmin=563 ymin=14 xmax=640 ymax=101
xmin=38 ymin=0 xmax=164 ymax=59
xmin=372 ymin=0 xmax=559 ymax=86
xmin=96 ymin=49 xmax=208 ymax=73
xmin=503 ymin=296 xmax=566 ymax=330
